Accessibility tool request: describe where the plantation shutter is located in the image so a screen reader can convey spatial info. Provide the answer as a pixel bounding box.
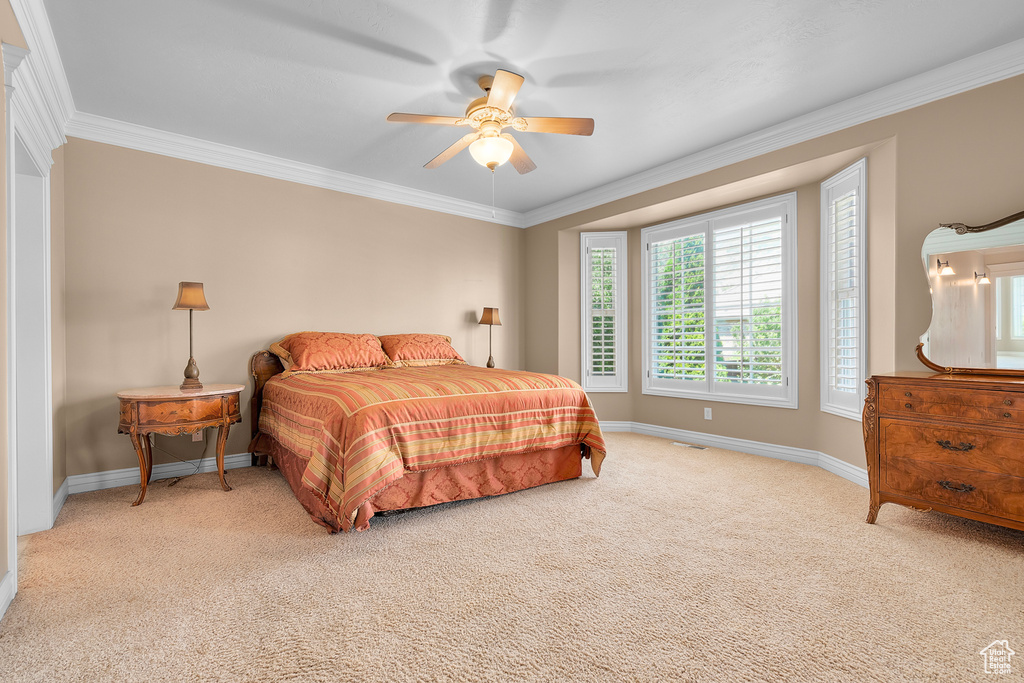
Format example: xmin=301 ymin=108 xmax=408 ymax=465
xmin=581 ymin=232 xmax=627 ymax=392
xmin=711 ymin=216 xmax=784 ymax=387
xmin=642 ymin=193 xmax=797 ymax=408
xmin=821 ymin=159 xmax=866 ymax=418
xmin=649 ymin=231 xmax=706 ymax=384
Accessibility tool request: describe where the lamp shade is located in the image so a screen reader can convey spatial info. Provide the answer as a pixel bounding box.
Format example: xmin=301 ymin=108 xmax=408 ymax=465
xmin=469 ymin=136 xmax=513 ymax=171
xmin=479 ymin=307 xmax=501 ymax=326
xmin=172 ymin=282 xmax=210 ymax=310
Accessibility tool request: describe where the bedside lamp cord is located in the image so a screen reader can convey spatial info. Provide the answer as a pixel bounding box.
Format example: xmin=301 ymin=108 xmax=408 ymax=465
xmin=149 ymin=435 xmax=206 ymax=486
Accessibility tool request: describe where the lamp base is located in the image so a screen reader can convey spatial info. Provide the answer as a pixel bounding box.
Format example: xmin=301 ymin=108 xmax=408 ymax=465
xmin=486 ymin=355 xmax=495 ymax=368
xmin=181 ymin=356 xmax=202 ymax=391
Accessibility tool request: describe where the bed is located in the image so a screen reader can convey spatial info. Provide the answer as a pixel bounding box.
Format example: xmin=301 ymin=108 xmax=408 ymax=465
xmin=248 ymin=333 xmax=606 ymax=532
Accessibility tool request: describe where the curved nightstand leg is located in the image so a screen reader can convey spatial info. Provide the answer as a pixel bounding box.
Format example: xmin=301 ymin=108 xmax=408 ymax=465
xmin=866 ymin=503 xmax=880 ymax=524
xmin=216 ymin=424 xmax=232 ymax=491
xmin=129 ymin=431 xmax=150 ymax=506
xmin=141 ymin=434 xmax=154 ymax=483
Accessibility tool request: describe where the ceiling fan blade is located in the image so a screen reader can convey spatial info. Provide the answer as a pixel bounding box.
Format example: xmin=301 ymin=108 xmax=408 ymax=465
xmin=519 ymin=117 xmax=594 ymax=136
xmin=425 ymin=133 xmax=478 ymax=169
xmin=487 ymin=69 xmax=524 ymax=111
xmin=387 ymin=113 xmax=465 ymax=126
xmin=501 ymin=134 xmax=536 ymax=174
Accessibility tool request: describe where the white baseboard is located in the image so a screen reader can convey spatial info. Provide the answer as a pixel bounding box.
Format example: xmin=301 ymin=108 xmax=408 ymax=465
xmin=66 ymin=453 xmax=252 ymax=495
xmin=52 ymin=478 xmax=68 ymax=524
xmin=598 ymin=421 xmax=634 ymax=433
xmin=601 ymin=421 xmax=868 ymax=488
xmin=0 ymin=570 xmax=14 ymax=621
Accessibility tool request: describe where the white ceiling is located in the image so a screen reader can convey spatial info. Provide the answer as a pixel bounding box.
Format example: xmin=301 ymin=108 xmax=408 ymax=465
xmin=40 ymin=0 xmax=1024 ymax=217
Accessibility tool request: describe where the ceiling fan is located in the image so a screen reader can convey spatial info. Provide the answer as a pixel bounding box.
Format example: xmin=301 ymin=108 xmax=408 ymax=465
xmin=386 ymin=69 xmax=594 ymax=174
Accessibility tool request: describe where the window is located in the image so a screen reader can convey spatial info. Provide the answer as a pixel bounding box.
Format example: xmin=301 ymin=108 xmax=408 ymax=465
xmin=996 ymin=282 xmax=1003 ymax=341
xmin=1012 ymin=276 xmax=1024 ymax=339
xmin=641 ymin=194 xmax=797 ymax=408
xmin=820 ymin=159 xmax=866 ymax=419
xmin=581 ymin=231 xmax=627 ymax=392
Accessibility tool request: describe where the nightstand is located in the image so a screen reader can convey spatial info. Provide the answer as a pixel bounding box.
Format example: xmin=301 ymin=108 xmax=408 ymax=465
xmin=116 ymin=384 xmax=244 ymax=506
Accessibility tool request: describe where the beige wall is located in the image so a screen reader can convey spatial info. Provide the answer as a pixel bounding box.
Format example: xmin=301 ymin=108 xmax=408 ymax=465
xmin=62 ymin=138 xmax=524 ymax=477
xmin=525 ymin=73 xmax=1024 ymax=469
xmin=51 ymin=146 xmax=65 ymax=493
xmin=0 ymin=0 xmax=27 ymax=589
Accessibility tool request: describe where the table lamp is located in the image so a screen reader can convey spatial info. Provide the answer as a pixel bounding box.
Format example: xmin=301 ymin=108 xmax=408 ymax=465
xmin=173 ymin=282 xmax=209 ymax=390
xmin=479 ymin=307 xmax=501 ymax=368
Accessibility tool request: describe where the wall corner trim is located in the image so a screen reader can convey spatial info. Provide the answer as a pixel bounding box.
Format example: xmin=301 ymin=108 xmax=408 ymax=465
xmin=52 ymin=478 xmax=68 ymax=525
xmin=0 ymin=570 xmax=14 ymax=621
xmin=601 ymin=421 xmax=868 ymax=488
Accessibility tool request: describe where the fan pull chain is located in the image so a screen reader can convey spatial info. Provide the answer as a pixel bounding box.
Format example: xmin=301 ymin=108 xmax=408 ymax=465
xmin=491 ymin=169 xmax=496 ymax=219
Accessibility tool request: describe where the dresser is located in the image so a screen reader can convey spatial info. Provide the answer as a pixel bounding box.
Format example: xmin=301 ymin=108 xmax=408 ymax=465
xmin=863 ymin=372 xmax=1024 ymax=531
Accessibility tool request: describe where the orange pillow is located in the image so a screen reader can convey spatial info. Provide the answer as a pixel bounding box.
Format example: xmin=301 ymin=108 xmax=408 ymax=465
xmin=378 ymin=334 xmax=467 ymax=367
xmin=270 ymin=332 xmax=392 ymax=373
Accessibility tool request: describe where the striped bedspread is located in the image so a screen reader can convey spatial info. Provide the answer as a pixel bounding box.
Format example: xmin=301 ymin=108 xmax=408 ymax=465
xmin=258 ymin=365 xmax=606 ymax=530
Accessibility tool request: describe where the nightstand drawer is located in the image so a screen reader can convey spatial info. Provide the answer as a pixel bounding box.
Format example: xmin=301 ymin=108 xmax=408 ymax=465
xmin=879 ymin=419 xmax=1024 ymax=477
xmin=136 ymin=393 xmax=239 ymax=427
xmin=883 ymin=454 xmax=1024 ymax=520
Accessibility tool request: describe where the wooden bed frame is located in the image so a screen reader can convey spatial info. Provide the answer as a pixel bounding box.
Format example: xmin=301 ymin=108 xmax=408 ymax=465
xmin=248 ymin=350 xmax=284 ymax=466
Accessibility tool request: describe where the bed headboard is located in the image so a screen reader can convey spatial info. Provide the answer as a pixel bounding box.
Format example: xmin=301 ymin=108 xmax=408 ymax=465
xmin=248 ymin=350 xmax=284 ymax=445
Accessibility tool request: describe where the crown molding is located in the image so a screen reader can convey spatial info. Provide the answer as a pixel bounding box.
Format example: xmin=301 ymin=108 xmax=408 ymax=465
xmin=2 ymin=43 xmax=26 ymax=85
xmin=522 ymin=37 xmax=1024 ymax=227
xmin=4 ymin=42 xmax=63 ymax=174
xmin=8 ymin=0 xmax=73 ymax=144
xmin=11 ymin=0 xmax=525 ymax=227
xmin=65 ymin=111 xmax=525 ymax=227
xmin=14 ymin=0 xmax=1024 ymax=230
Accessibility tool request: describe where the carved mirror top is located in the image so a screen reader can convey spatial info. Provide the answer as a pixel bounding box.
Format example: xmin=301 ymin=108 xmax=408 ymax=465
xmin=919 ymin=209 xmax=1024 ymax=376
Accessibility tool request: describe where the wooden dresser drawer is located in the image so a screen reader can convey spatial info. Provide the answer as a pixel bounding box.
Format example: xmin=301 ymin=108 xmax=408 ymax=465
xmin=879 ymin=419 xmax=1024 ymax=477
xmin=883 ymin=454 xmax=1024 ymax=520
xmin=879 ymin=384 xmax=1024 ymax=425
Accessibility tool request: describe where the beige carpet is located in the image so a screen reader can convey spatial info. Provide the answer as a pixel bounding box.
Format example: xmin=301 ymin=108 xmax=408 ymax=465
xmin=1 ymin=432 xmax=1022 ymax=682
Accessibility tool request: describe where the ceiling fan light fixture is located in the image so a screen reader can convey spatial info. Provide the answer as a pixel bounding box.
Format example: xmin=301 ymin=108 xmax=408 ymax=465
xmin=469 ymin=135 xmax=514 ymax=171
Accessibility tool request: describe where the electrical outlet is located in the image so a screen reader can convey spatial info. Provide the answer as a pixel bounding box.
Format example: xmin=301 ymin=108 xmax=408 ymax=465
xmin=192 ymin=430 xmax=203 ymax=442
xmin=704 ymin=407 xmax=712 ymax=420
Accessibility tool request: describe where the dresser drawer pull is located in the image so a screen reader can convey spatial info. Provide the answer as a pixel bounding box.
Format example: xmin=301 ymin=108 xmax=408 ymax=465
xmin=935 ymin=440 xmax=975 ymax=452
xmin=904 ymin=392 xmax=912 ymax=397
xmin=937 ymin=480 xmax=976 ymax=493
xmin=1004 ymin=412 xmax=1012 ymax=418
xmin=1004 ymin=399 xmax=1013 ymax=406
xmin=904 ymin=402 xmax=913 ymax=409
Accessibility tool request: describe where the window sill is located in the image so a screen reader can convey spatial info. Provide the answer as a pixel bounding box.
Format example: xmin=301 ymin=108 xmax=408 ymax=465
xmin=820 ymin=403 xmax=863 ymax=421
xmin=641 ymin=385 xmax=798 ymax=410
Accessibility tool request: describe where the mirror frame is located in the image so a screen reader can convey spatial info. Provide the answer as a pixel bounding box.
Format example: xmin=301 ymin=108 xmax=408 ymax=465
xmin=918 ymin=208 xmax=1024 ymax=376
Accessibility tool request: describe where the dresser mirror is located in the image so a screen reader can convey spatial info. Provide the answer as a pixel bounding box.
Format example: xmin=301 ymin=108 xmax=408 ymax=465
xmin=919 ymin=209 xmax=1024 ymax=375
